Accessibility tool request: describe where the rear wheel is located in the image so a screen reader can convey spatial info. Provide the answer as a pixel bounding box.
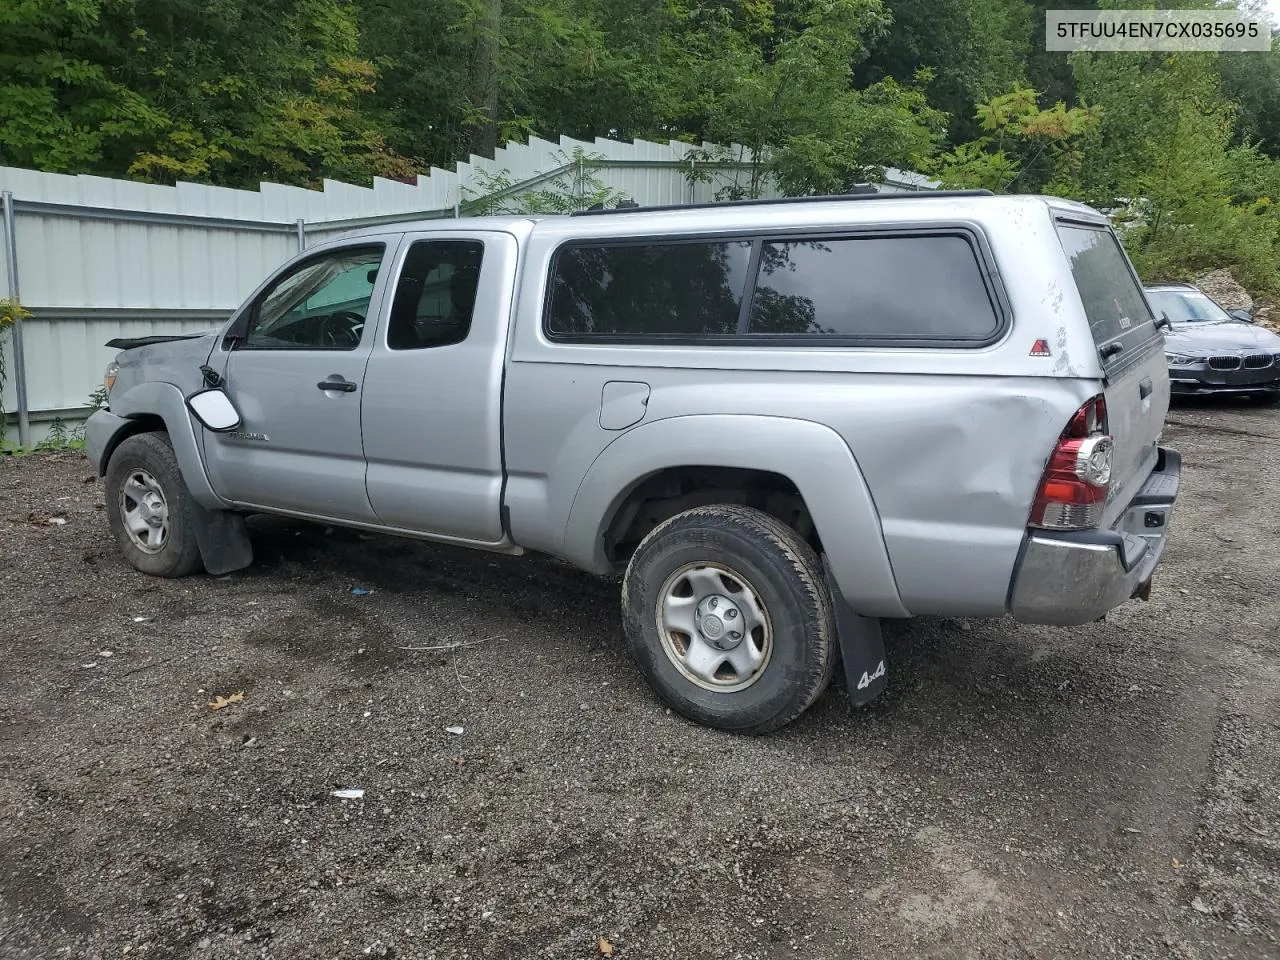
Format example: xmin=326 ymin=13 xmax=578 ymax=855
xmin=104 ymin=433 xmax=202 ymax=578
xmin=620 ymin=504 xmax=837 ymax=733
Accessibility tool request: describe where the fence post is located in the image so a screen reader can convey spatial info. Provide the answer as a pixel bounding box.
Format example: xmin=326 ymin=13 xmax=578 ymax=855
xmin=295 ymin=218 xmax=306 ymax=252
xmin=1 ymin=191 xmax=30 ymax=448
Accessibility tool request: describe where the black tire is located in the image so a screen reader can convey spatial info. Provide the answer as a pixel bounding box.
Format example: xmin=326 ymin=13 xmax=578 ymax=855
xmin=620 ymin=504 xmax=837 ymax=733
xmin=104 ymin=432 xmax=203 ymax=578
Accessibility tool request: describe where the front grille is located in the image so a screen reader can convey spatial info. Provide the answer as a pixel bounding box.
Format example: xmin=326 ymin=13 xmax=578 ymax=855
xmin=1208 ymin=356 xmax=1242 ymax=371
xmin=1244 ymin=354 xmax=1273 ymax=369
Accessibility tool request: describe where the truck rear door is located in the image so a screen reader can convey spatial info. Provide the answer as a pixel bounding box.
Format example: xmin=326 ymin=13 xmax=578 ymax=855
xmin=1056 ymin=220 xmax=1170 ymax=527
xmin=359 ymin=229 xmax=518 ymax=544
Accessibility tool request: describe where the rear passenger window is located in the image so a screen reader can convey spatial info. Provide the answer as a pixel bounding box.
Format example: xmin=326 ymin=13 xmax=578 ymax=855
xmin=748 ymin=235 xmax=999 ymax=340
xmin=547 ymin=241 xmax=753 ymax=337
xmin=388 ymin=240 xmax=485 ymax=350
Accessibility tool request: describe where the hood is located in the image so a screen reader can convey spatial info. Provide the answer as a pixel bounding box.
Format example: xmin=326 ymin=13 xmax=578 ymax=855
xmin=1163 ymin=320 xmax=1280 ymax=353
xmin=110 ymin=329 xmax=221 ymax=399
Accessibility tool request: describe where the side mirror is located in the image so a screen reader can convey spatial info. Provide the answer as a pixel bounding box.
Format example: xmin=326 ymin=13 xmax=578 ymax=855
xmin=1156 ymin=312 xmax=1173 ymax=332
xmin=186 ymin=388 xmax=242 ymax=432
xmin=1229 ymin=308 xmax=1254 ymax=323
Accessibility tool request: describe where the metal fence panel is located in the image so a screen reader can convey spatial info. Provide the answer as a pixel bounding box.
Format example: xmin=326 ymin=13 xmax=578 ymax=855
xmin=21 ymin=312 xmax=227 ymax=415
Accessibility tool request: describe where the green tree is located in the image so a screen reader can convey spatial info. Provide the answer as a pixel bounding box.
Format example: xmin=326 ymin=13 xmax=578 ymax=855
xmin=1024 ymin=0 xmax=1090 ymax=111
xmin=113 ymin=0 xmax=415 ymax=187
xmin=925 ymin=85 xmax=1100 ymax=194
xmin=0 ymin=0 xmax=165 ymax=173
xmin=693 ymin=0 xmax=944 ymax=196
xmin=1220 ymin=43 xmax=1280 ymax=158
xmin=857 ymin=0 xmax=1032 ymax=144
xmin=1076 ymin=48 xmax=1280 ymax=292
xmin=355 ymin=0 xmax=605 ymax=166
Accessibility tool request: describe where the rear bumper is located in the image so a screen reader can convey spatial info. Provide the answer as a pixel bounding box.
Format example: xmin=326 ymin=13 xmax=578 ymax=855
xmin=1008 ymin=447 xmax=1180 ymax=626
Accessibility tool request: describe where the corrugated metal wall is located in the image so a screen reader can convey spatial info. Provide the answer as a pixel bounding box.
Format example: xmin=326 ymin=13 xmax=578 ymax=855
xmin=0 ymin=134 xmax=932 ymax=442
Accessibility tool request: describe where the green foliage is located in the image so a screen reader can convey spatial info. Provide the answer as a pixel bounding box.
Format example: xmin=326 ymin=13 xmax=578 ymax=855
xmin=0 ymin=298 xmax=22 ymax=332
xmin=0 ymin=0 xmax=419 ymax=187
xmin=668 ymin=0 xmax=946 ymax=197
xmin=0 ymin=298 xmax=31 ymax=445
xmin=33 ymin=417 xmax=85 ymax=452
xmin=463 ymin=148 xmax=623 ymax=213
xmin=925 ymin=85 xmax=1100 ymax=194
xmin=0 ymin=0 xmax=167 ymax=173
xmin=1220 ymin=45 xmax=1280 ymax=159
xmin=853 ymin=0 xmax=1032 ymax=144
xmin=1075 ymin=46 xmax=1280 ymax=295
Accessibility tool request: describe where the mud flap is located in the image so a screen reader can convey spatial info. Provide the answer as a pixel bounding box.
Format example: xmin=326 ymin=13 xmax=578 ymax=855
xmin=823 ymin=557 xmax=888 ymax=707
xmin=190 ymin=501 xmax=254 ymax=575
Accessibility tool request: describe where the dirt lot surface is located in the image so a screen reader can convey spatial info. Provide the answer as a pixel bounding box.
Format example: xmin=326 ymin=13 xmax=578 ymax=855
xmin=2 ymin=402 xmax=1278 ymax=960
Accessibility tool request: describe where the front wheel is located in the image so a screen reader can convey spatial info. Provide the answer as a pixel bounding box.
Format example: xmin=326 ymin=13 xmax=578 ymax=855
xmin=104 ymin=432 xmax=203 ymax=578
xmin=620 ymin=504 xmax=837 ymax=733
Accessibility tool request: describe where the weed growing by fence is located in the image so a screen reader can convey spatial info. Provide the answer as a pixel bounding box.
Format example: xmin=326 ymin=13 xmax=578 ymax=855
xmin=0 ymin=298 xmax=30 ymax=447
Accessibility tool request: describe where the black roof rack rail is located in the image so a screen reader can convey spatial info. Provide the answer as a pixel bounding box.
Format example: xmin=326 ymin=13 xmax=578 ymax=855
xmin=569 ymin=189 xmax=994 ymax=217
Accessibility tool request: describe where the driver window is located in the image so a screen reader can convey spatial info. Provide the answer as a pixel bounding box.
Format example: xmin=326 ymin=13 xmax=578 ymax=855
xmin=245 ymin=245 xmax=385 ymax=351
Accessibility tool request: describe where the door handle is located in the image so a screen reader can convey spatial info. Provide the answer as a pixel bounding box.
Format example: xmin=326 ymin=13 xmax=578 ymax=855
xmin=317 ymin=377 xmax=358 ymax=393
xmin=1139 ymin=378 xmax=1153 ymax=399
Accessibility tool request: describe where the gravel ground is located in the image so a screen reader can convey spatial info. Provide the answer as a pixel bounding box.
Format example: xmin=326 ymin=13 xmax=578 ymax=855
xmin=1 ymin=402 xmax=1278 ymax=960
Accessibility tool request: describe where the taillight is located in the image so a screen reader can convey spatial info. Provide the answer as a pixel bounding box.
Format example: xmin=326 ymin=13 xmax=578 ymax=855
xmin=1029 ymin=395 xmax=1113 ymax=530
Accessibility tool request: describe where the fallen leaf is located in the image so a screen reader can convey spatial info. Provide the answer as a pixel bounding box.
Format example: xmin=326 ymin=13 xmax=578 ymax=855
xmin=597 ymin=937 xmax=615 ymax=957
xmin=1172 ymin=858 xmax=1182 ymax=872
xmin=208 ymin=691 xmax=246 ymax=711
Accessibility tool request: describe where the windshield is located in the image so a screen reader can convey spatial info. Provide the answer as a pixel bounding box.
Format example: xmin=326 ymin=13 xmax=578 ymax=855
xmin=1145 ymin=289 xmax=1232 ymax=324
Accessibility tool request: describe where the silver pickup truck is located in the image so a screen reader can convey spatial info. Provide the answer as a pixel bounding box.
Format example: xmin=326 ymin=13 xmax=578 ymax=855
xmin=85 ymin=191 xmax=1180 ymax=733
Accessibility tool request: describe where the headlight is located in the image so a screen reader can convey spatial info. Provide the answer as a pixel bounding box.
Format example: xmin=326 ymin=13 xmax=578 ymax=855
xmin=1164 ymin=352 xmax=1200 ymax=366
xmin=104 ymin=361 xmax=119 ymax=392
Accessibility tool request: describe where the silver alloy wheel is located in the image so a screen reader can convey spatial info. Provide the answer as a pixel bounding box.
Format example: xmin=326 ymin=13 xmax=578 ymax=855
xmin=656 ymin=561 xmax=773 ymax=692
xmin=119 ymin=469 xmax=170 ymax=554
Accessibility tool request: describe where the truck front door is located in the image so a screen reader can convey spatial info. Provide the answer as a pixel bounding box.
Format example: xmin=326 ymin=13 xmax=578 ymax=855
xmin=202 ymin=240 xmax=395 ymax=521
